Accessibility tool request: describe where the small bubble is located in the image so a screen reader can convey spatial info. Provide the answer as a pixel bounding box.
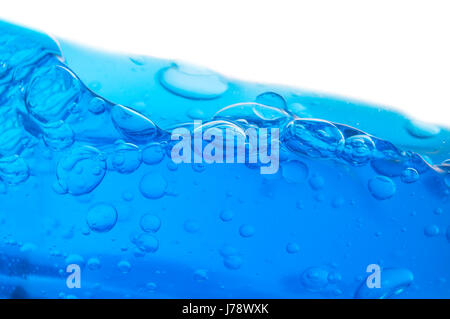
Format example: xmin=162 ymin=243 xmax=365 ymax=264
xmin=117 ymin=260 xmax=131 ymax=274
xmin=300 ymin=266 xmax=329 ymax=292
xmin=286 ymin=242 xmax=300 ymax=254
xmin=401 ymin=168 xmax=419 ymax=184
xmin=87 ymin=258 xmax=101 ymax=270
xmin=309 ymin=174 xmax=325 ymax=190
xmin=135 ymin=233 xmax=159 ymax=253
xmin=140 ymin=214 xmax=161 ymax=233
xmin=86 ymin=203 xmax=118 ymax=233
xmin=223 ymin=255 xmax=243 ymax=270
xmin=184 ymin=219 xmax=200 ymax=233
xmin=193 ymin=269 xmax=208 ymax=282
xmin=424 ymin=224 xmax=439 ymax=237
xmin=219 ymin=209 xmax=234 ymax=222
xmin=368 ymin=176 xmax=396 ymax=200
xmin=142 ymin=143 xmax=165 ymax=165
xmin=239 ymin=224 xmax=255 ymax=238
xmin=282 ymin=160 xmax=309 ymax=183
xmin=139 ymin=172 xmax=167 ymax=199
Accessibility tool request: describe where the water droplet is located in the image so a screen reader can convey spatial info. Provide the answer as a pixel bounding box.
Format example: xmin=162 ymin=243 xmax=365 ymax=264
xmin=219 ymin=209 xmax=234 ymax=222
xmin=56 ymin=146 xmax=106 ymax=195
xmin=135 ymin=233 xmax=159 ymax=253
xmin=140 ymin=214 xmax=161 ymax=233
xmin=187 ymin=107 xmax=207 ymax=120
xmin=281 ymin=160 xmax=309 ymax=183
xmin=400 ymin=168 xmax=419 ymax=184
xmin=354 ymin=268 xmax=413 ymax=299
xmin=219 ymin=244 xmax=238 ymax=257
xmin=255 ymin=92 xmax=287 ymax=109
xmin=86 ymin=203 xmax=118 ymax=233
xmin=368 ymin=176 xmax=396 ymax=200
xmin=286 ymin=242 xmax=300 ymax=254
xmin=424 ymin=224 xmax=439 ymax=237
xmin=159 ymin=63 xmax=228 ymax=99
xmin=405 ymin=119 xmax=440 ymax=139
xmin=300 ymin=266 xmax=329 ymax=292
xmin=239 ymin=224 xmax=255 ymax=238
xmin=142 ymin=143 xmax=164 ymax=165
xmin=139 ymin=172 xmax=167 ymax=199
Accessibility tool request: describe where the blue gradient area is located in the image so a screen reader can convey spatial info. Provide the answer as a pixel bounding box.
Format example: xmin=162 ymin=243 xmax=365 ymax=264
xmin=0 ymin=20 xmax=449 ymax=299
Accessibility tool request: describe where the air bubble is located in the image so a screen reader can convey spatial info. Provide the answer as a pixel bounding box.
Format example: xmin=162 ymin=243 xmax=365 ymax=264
xmin=86 ymin=203 xmax=118 ymax=233
xmin=139 ymin=172 xmax=167 ymax=199
xmin=56 ymin=146 xmax=106 ymax=195
xmin=142 ymin=143 xmax=164 ymax=165
xmin=368 ymin=176 xmax=396 ymax=200
xmin=340 ymin=134 xmax=375 ymax=166
xmin=239 ymin=224 xmax=255 ymax=238
xmin=281 ymin=160 xmax=309 ymax=183
xmin=111 ymin=104 xmax=158 ymax=143
xmin=135 ymin=233 xmax=159 ymax=253
xmin=300 ymin=266 xmax=329 ymax=292
xmin=109 ymin=142 xmax=142 ymax=174
xmin=140 ymin=214 xmax=161 ymax=233
xmin=401 ymin=168 xmax=419 ymax=184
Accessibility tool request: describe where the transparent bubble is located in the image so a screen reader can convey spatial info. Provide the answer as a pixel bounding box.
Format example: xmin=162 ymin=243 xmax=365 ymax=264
xmin=219 ymin=209 xmax=234 ymax=222
xmin=135 ymin=233 xmax=159 ymax=253
xmin=87 ymin=257 xmax=101 ymax=270
xmin=56 ymin=146 xmax=106 ymax=195
xmin=140 ymin=214 xmax=161 ymax=233
xmin=401 ymin=168 xmax=419 ymax=184
xmin=142 ymin=143 xmax=165 ymax=165
xmin=109 ymin=142 xmax=142 ymax=174
xmin=239 ymin=224 xmax=255 ymax=238
xmin=139 ymin=172 xmax=167 ymax=199
xmin=368 ymin=176 xmax=396 ymax=200
xmin=184 ymin=219 xmax=200 ymax=233
xmin=223 ymin=255 xmax=243 ymax=270
xmin=281 ymin=160 xmax=309 ymax=183
xmin=340 ymin=134 xmax=375 ymax=166
xmin=286 ymin=242 xmax=300 ymax=254
xmin=86 ymin=203 xmax=118 ymax=233
xmin=117 ymin=260 xmax=131 ymax=274
xmin=88 ymin=97 xmax=106 ymax=114
xmin=424 ymin=224 xmax=439 ymax=237
xmin=300 ymin=266 xmax=329 ymax=292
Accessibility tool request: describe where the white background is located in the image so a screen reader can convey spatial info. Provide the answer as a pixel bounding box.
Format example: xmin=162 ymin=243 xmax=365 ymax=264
xmin=1 ymin=0 xmax=449 ymax=126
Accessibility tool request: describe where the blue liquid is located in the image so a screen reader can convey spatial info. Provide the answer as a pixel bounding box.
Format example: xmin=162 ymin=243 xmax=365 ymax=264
xmin=0 ymin=20 xmax=449 ymax=299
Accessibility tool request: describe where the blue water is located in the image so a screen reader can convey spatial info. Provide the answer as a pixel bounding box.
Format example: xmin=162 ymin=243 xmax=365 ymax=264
xmin=0 ymin=20 xmax=449 ymax=299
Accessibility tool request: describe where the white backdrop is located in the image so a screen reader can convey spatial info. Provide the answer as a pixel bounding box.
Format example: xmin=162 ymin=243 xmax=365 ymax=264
xmin=1 ymin=0 xmax=449 ymax=126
